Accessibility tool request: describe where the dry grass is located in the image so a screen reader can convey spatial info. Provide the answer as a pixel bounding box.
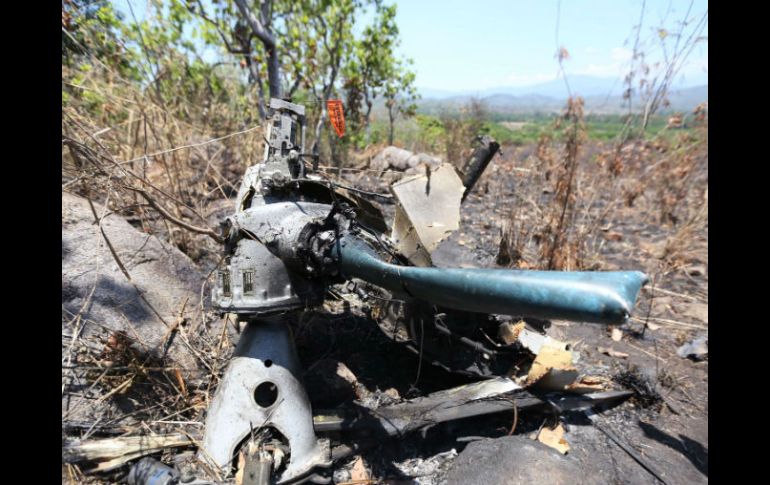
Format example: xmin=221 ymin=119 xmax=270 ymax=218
xmin=62 ymin=37 xmax=254 ymax=482
xmin=497 ymin=97 xmax=592 ymax=270
xmin=538 ymin=97 xmax=586 ymax=270
xmin=497 ymin=100 xmax=707 ymax=274
xmin=62 ymin=56 xmax=261 ymax=267
xmin=61 ymin=312 xmax=234 ymax=482
xmin=440 ymin=98 xmax=488 ymax=167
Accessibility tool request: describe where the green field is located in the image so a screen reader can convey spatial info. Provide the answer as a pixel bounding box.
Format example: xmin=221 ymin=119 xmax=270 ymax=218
xmin=368 ymin=112 xmax=691 ymax=152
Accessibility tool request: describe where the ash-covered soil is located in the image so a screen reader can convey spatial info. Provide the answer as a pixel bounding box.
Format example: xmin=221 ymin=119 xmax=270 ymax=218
xmin=325 ymin=139 xmax=708 ymax=484
xmin=62 ymin=138 xmax=707 ymax=484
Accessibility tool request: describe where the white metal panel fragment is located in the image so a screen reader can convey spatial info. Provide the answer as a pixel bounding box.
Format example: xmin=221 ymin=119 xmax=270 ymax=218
xmin=390 ymin=163 xmax=464 ymax=266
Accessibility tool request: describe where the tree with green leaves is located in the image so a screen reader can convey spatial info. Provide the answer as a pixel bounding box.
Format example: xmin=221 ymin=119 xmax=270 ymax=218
xmin=188 ymin=0 xmax=417 ymax=152
xmin=384 ymin=60 xmax=418 ymax=145
xmin=64 ymin=0 xmax=419 ymax=162
xmin=188 ymin=0 xmax=356 ymax=147
xmin=342 ymin=2 xmax=406 ymax=146
xmin=62 ymin=0 xmax=144 ymax=84
xmin=282 ymin=0 xmax=358 ymax=157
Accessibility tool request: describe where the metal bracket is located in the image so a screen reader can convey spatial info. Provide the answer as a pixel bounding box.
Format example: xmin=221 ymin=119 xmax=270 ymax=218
xmin=200 ymin=320 xmax=332 ymax=484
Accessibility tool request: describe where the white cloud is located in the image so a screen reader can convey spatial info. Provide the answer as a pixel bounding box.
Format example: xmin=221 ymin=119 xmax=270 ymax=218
xmin=505 ymin=72 xmax=559 ymax=86
xmin=502 ymin=48 xmax=706 ymax=89
xmin=568 ymin=47 xmax=632 ymax=77
xmin=574 ymin=63 xmax=624 ymax=77
xmin=611 ymin=47 xmax=633 ymax=62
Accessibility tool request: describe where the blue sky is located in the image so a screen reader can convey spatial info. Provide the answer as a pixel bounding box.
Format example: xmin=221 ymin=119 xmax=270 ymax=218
xmin=392 ymin=0 xmax=707 ymax=91
xmin=113 ymin=0 xmax=708 ymax=93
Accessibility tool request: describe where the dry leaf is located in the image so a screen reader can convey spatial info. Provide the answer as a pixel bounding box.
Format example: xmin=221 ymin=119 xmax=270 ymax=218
xmin=526 ymin=342 xmax=579 ymax=390
xmin=598 ymin=346 xmax=629 ymax=359
xmin=499 ymin=320 xmax=526 ymax=345
xmin=383 ymin=387 xmax=400 ymax=400
xmin=350 ymin=457 xmax=370 ymax=481
xmin=173 ymin=368 xmax=187 ymax=398
xmin=527 ymin=343 xmax=576 ymax=383
xmin=565 ymin=375 xmax=608 ymax=394
xmin=537 ymin=424 xmax=570 ymax=454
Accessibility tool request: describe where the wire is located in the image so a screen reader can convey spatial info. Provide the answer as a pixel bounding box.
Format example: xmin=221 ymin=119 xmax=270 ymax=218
xmin=317 ymin=165 xmax=404 ymax=176
xmin=118 ymin=125 xmax=263 ymax=165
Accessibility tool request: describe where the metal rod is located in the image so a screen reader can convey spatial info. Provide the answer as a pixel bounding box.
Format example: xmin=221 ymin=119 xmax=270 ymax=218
xmin=336 ymin=236 xmax=648 ymax=324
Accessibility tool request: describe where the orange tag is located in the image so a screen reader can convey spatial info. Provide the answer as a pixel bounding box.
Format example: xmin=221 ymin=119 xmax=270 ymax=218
xmin=327 ymin=99 xmax=345 ymax=137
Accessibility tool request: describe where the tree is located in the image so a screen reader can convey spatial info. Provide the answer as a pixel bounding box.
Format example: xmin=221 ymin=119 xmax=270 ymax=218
xmin=342 ymin=3 xmax=401 ymax=145
xmin=62 ymin=0 xmax=140 ymax=80
xmin=188 ymin=0 xmax=276 ymax=119
xmin=189 ymin=0 xmax=358 ymax=142
xmin=191 ymin=1 xmax=418 ymax=143
xmin=233 ymin=0 xmax=281 ymax=98
xmin=284 ymin=0 xmax=358 ymax=157
xmin=384 ymin=61 xmax=418 ymax=145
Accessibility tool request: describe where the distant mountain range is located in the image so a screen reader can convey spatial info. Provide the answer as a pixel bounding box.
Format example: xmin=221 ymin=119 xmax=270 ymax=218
xmin=415 ymin=75 xmax=708 ymax=115
xmin=419 ymin=75 xmax=628 ymax=99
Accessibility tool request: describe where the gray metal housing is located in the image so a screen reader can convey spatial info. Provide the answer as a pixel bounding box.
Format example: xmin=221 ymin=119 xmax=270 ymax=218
xmin=212 ymin=98 xmax=324 ymax=317
xmin=212 ymin=202 xmax=333 ymax=316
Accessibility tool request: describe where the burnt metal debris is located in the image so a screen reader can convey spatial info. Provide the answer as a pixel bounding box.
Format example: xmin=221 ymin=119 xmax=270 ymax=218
xmin=461 ymin=134 xmax=501 ymax=201
xmin=125 ymin=98 xmax=650 ymax=484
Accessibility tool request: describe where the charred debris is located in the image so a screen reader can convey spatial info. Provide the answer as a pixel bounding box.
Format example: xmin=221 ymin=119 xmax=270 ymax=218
xmin=64 ymin=99 xmax=655 ymax=485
